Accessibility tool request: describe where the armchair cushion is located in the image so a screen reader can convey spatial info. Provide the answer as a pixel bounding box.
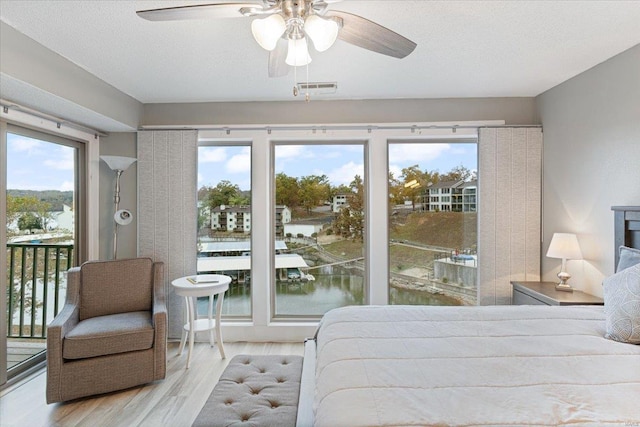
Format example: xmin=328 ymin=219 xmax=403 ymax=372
xmin=79 ymin=258 xmax=154 ymax=320
xmin=63 ymin=311 xmax=154 ymax=359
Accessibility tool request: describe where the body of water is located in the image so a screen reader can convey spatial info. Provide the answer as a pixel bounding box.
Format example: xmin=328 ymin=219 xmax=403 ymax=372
xmin=203 ymin=265 xmax=461 ymax=317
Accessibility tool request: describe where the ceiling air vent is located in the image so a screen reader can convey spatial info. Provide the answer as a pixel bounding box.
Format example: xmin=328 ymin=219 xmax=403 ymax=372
xmin=295 ymin=82 xmax=338 ymax=95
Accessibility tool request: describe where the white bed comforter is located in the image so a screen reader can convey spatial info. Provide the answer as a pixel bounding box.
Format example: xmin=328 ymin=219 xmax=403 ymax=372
xmin=314 ymin=305 xmax=640 ymax=427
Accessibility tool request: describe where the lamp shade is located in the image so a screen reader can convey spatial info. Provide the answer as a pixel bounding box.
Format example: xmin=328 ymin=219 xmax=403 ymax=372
xmin=546 ymin=233 xmax=583 ymax=260
xmin=286 ymin=37 xmax=312 ymax=66
xmin=100 ymin=155 xmax=137 ymax=172
xmin=251 ymin=14 xmax=286 ymax=51
xmin=114 ymin=209 xmax=133 ymax=226
xmin=304 ymin=15 xmax=339 ymax=52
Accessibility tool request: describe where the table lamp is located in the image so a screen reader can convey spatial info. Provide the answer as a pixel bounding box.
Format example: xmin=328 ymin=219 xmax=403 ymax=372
xmin=546 ymin=232 xmax=583 ymax=292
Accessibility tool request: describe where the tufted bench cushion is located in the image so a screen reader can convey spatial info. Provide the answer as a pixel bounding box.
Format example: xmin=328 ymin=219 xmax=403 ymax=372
xmin=193 ymin=354 xmax=303 ymax=427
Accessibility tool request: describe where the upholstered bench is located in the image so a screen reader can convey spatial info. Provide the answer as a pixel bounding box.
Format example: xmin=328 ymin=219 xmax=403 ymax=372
xmin=193 ymin=354 xmax=303 ymax=427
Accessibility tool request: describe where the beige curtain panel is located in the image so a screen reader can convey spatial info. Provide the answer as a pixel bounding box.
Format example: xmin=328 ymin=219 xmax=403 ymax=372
xmin=137 ymin=130 xmax=198 ymax=339
xmin=478 ymin=127 xmax=542 ymax=305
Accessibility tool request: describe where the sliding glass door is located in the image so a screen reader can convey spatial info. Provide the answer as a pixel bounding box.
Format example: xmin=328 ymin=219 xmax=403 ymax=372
xmin=2 ymin=123 xmax=85 ymax=382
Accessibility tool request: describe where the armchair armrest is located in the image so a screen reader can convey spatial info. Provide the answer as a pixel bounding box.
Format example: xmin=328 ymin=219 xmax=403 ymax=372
xmin=47 ymin=267 xmax=81 ymax=352
xmin=46 ymin=266 xmax=81 ymax=404
xmin=151 ymin=262 xmax=167 ymax=379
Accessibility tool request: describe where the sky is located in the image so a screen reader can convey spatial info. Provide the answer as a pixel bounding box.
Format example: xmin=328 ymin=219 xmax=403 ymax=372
xmin=6 ymin=132 xmax=76 ymax=191
xmin=5 ymin=132 xmax=476 ymax=193
xmin=199 ymin=142 xmax=477 ymax=191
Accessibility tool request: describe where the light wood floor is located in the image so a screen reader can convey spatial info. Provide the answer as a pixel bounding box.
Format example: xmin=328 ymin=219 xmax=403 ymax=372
xmin=0 ymin=341 xmax=304 ymax=427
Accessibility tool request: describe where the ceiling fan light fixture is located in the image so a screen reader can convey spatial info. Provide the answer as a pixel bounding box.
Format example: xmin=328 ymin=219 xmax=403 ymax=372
xmin=304 ymin=14 xmax=339 ymax=52
xmin=285 ymin=37 xmax=312 ymax=66
xmin=251 ymin=14 xmax=286 ymax=51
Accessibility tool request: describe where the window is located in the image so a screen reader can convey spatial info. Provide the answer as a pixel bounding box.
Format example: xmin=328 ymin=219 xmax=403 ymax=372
xmin=273 ymin=143 xmax=365 ymax=317
xmin=4 ymin=124 xmax=86 ymax=378
xmin=196 ymin=145 xmax=252 ymax=317
xmin=388 ymin=141 xmax=478 ymax=306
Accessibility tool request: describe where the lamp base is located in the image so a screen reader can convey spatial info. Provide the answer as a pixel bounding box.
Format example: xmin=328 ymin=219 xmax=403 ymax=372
xmin=555 ymin=271 xmax=573 ymax=292
xmin=555 ymin=282 xmax=574 ymax=292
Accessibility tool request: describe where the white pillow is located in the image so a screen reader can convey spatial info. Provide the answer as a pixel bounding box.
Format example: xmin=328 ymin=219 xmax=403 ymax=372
xmin=617 ymin=245 xmax=640 ymax=273
xmin=603 ymin=263 xmax=640 ymax=344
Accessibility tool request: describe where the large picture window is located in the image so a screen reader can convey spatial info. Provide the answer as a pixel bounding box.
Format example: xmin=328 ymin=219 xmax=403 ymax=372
xmin=273 ymin=143 xmax=365 ymax=317
xmin=388 ymin=141 xmax=478 ymax=306
xmin=196 ymin=144 xmax=252 ymax=317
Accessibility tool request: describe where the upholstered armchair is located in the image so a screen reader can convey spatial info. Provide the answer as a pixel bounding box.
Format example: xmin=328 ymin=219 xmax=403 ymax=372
xmin=46 ymin=257 xmax=167 ymax=403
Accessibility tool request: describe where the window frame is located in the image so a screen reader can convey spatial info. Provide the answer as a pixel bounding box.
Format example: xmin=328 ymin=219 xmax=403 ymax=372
xmin=197 ymin=140 xmax=253 ymax=320
xmin=197 ymin=121 xmax=496 ymax=342
xmin=1 ymin=114 xmax=99 ymax=385
xmin=270 ymin=139 xmax=368 ymax=320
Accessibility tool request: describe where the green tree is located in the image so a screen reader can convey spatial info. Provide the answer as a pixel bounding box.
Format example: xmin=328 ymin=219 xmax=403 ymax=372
xmin=229 ymin=191 xmax=251 ymax=206
xmin=18 ymin=212 xmax=42 ymax=232
xmin=334 ymin=175 xmax=365 ymax=241
xmin=275 ymin=173 xmax=300 ymax=208
xmin=6 ymin=195 xmax=52 ymax=233
xmin=439 ymin=164 xmax=475 ymax=182
xmin=299 ymin=175 xmax=330 ymax=214
xmin=207 ymin=180 xmax=242 ymax=208
xmin=400 ymin=165 xmax=427 ymax=211
xmin=388 ymin=171 xmax=405 ymax=206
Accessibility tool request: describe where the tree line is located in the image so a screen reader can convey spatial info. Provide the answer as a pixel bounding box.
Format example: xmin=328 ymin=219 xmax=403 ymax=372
xmin=6 ymin=195 xmax=53 ymax=234
xmin=197 ymin=164 xmax=474 ymax=240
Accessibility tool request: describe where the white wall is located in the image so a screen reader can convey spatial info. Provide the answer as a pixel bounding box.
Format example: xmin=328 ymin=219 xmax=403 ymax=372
xmin=537 ymin=44 xmax=640 ymax=297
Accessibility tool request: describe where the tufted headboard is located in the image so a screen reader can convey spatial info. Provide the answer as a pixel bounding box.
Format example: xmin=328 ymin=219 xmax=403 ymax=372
xmin=611 ymin=206 xmax=640 ymax=269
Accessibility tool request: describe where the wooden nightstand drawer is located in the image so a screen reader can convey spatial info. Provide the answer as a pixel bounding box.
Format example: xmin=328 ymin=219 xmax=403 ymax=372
xmin=511 ymin=281 xmax=604 ymax=306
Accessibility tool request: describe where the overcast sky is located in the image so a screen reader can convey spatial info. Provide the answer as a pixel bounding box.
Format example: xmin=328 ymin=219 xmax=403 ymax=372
xmin=6 ymin=132 xmax=476 ymax=193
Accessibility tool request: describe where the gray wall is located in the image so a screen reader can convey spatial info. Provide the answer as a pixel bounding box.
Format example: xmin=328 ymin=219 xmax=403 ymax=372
xmin=0 ymin=21 xmax=143 ymax=132
xmin=99 ymin=133 xmax=138 ymax=259
xmin=143 ymin=97 xmax=538 ymax=126
xmin=537 ymin=44 xmax=640 ymax=297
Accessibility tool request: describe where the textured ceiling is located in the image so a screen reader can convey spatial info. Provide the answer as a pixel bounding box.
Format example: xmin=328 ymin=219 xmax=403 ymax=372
xmin=1 ymin=0 xmax=640 ymax=104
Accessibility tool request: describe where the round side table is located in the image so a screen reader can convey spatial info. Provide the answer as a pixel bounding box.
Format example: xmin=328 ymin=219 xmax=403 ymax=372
xmin=171 ymin=274 xmax=230 ymax=369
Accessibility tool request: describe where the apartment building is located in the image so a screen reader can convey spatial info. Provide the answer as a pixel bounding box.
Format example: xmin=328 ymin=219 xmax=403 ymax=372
xmin=424 ymin=180 xmax=477 ymax=212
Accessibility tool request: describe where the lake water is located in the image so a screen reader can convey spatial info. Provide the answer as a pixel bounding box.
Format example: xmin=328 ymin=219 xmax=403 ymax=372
xmin=205 ymin=265 xmax=461 ymax=317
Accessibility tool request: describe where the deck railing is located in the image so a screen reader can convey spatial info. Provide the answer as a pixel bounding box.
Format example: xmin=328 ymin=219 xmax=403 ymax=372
xmin=6 ymin=242 xmax=73 ymax=339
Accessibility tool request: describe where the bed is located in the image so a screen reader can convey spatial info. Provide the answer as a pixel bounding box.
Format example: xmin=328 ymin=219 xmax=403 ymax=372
xmin=297 ymin=206 xmax=640 ymax=426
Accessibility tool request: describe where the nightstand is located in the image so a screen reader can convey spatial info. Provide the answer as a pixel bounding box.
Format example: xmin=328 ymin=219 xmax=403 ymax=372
xmin=511 ymin=281 xmax=604 ymax=306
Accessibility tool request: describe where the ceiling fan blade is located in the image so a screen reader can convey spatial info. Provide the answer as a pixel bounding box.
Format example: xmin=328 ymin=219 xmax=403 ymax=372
xmin=328 ymin=10 xmax=417 ymax=59
xmin=136 ymin=2 xmax=261 ymax=21
xmin=269 ymin=38 xmax=289 ymax=78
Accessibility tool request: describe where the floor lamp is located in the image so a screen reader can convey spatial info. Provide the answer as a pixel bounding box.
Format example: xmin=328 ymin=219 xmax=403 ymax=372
xmin=101 ymin=155 xmax=137 ymax=259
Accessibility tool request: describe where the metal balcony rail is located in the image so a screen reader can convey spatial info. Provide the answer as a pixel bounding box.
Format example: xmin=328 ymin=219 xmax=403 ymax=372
xmin=6 ymin=242 xmax=73 ymax=339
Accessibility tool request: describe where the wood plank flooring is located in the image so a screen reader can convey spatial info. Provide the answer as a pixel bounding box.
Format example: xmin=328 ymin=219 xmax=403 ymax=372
xmin=0 ymin=341 xmax=304 ymax=427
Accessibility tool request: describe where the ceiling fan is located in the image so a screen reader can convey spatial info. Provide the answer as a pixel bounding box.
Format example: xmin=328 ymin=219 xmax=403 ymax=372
xmin=137 ymin=0 xmax=417 ymax=78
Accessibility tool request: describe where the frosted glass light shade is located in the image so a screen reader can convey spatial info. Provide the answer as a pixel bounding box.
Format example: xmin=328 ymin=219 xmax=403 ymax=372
xmin=100 ymin=155 xmax=137 ymax=171
xmin=115 ymin=209 xmax=133 ymax=226
xmin=251 ymin=14 xmax=286 ymax=51
xmin=304 ymin=15 xmax=339 ymax=52
xmin=285 ymin=37 xmax=312 ymax=66
xmin=546 ymin=233 xmax=583 ymax=260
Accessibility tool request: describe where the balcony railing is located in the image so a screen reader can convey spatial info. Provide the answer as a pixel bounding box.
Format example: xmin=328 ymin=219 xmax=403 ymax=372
xmin=6 ymin=242 xmax=73 ymax=339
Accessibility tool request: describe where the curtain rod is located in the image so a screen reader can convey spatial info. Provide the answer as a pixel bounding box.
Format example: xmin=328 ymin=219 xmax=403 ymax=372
xmin=0 ymin=100 xmax=108 ymax=138
xmin=139 ymin=124 xmax=542 ymax=133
